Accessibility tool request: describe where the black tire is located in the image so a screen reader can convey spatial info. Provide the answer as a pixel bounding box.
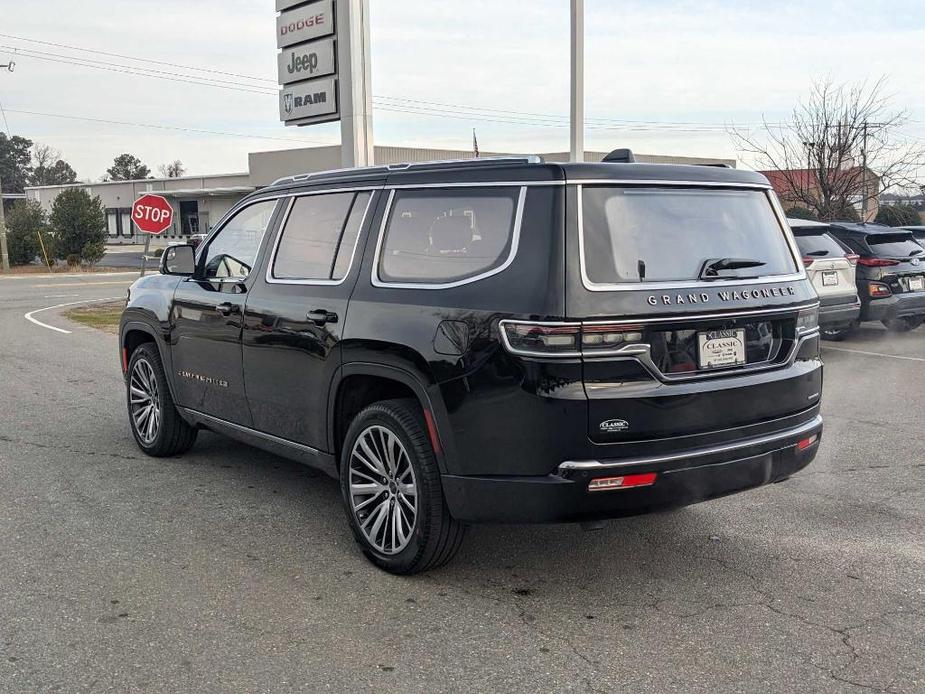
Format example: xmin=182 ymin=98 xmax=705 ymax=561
xmin=820 ymin=325 xmax=852 ymax=341
xmin=339 ymin=398 xmax=465 ymax=574
xmin=882 ymin=317 xmax=922 ymax=332
xmin=126 ymin=343 xmax=197 ymax=457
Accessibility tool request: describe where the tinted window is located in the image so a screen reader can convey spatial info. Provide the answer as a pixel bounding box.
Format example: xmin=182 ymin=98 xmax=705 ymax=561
xmin=866 ymin=234 xmax=925 ymax=258
xmin=793 ymin=230 xmax=848 ymax=258
xmin=203 ymin=200 xmax=278 ymax=279
xmin=582 ymin=187 xmax=798 ymax=284
xmin=272 ymin=192 xmax=370 ymax=280
xmin=378 ymin=187 xmax=520 ymax=284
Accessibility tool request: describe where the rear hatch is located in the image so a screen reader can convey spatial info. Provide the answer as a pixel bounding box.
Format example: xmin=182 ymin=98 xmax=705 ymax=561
xmin=568 ymin=183 xmax=820 ymax=445
xmin=862 ymin=232 xmax=925 ymax=294
xmin=792 ymin=228 xmax=857 ymax=299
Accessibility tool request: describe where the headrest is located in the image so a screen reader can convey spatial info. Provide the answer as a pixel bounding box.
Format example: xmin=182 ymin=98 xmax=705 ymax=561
xmin=430 ymin=215 xmax=472 ymax=252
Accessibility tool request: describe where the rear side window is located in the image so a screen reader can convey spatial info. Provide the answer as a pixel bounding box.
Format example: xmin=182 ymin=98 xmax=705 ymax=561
xmin=272 ymin=191 xmax=371 ymax=281
xmin=866 ymin=234 xmax=924 ymax=258
xmin=377 ymin=187 xmax=522 ymax=285
xmin=793 ymin=231 xmax=849 ymax=258
xmin=582 ymin=187 xmax=799 ymax=284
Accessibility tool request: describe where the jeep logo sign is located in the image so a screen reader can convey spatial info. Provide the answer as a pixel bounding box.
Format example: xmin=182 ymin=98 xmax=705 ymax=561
xmin=276 ymin=0 xmax=334 ymax=48
xmin=279 ymin=76 xmax=338 ymax=122
xmin=278 ymin=37 xmax=335 ymax=86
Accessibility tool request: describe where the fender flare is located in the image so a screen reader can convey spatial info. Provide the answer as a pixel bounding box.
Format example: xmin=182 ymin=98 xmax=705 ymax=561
xmin=328 ymin=361 xmax=457 ymax=475
xmin=120 ymin=319 xmax=181 ymax=404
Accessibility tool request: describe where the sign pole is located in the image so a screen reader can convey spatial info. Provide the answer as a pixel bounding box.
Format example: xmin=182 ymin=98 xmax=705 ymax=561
xmin=569 ymin=0 xmax=585 ymax=163
xmin=140 ymin=234 xmax=151 ymax=277
xmin=0 ymin=175 xmax=10 ymax=273
xmin=336 ymin=0 xmax=374 ymax=167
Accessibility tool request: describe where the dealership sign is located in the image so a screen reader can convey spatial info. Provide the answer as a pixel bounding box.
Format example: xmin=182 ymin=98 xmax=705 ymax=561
xmin=280 ymin=76 xmax=337 ymax=122
xmin=276 ymin=0 xmax=334 ymax=48
xmin=277 ymin=37 xmax=335 ymax=85
xmin=276 ymin=0 xmax=340 ymax=126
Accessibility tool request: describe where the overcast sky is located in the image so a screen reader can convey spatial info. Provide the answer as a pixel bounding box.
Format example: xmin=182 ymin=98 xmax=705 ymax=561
xmin=2 ymin=0 xmax=924 ymax=181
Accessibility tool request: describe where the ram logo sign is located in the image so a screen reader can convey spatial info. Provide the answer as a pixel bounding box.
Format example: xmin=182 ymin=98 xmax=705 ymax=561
xmin=279 ymin=77 xmax=338 ymax=124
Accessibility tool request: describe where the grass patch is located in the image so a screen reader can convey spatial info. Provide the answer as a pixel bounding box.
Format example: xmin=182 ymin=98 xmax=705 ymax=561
xmin=64 ymin=301 xmax=125 ymax=334
xmin=5 ymin=265 xmax=127 ymax=275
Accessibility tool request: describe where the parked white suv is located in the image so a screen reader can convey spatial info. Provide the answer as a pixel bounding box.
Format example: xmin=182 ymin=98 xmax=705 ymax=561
xmin=789 ymin=219 xmax=861 ymax=340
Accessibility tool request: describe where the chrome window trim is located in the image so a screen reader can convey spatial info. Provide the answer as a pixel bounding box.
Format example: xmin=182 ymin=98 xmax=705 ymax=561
xmin=576 ymin=184 xmax=807 ymax=292
xmin=198 ymin=196 xmax=286 ymax=281
xmin=558 ymin=414 xmax=822 ymax=472
xmin=371 ymin=185 xmax=528 ymax=290
xmin=265 ymin=191 xmax=375 ymax=286
xmin=571 ymin=179 xmax=772 ymax=189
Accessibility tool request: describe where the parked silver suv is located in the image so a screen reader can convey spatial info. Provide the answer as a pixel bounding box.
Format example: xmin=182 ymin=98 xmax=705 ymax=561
xmin=788 ymin=219 xmax=861 ymax=340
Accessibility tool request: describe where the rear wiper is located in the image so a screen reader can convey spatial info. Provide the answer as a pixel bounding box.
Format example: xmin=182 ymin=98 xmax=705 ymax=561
xmin=806 ymin=250 xmax=830 ymax=257
xmin=699 ymin=257 xmax=767 ymax=280
xmin=909 ymin=248 xmax=923 ymax=256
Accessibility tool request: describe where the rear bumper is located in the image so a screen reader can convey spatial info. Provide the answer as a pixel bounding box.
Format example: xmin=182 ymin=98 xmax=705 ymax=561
xmin=861 ymin=292 xmax=925 ymax=321
xmin=442 ymin=415 xmax=822 ymax=523
xmin=818 ymin=296 xmax=860 ymax=328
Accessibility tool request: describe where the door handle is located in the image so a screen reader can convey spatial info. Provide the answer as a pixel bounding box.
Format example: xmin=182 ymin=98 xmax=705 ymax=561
xmin=215 ymin=302 xmax=239 ymax=316
xmin=306 ymin=309 xmax=338 ymax=326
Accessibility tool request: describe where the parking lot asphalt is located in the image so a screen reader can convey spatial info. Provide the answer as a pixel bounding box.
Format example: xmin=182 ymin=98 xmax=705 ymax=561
xmin=0 ymin=275 xmax=923 ymax=693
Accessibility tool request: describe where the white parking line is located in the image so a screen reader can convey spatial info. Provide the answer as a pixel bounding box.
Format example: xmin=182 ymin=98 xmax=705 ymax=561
xmin=24 ymin=297 xmax=123 ymax=335
xmin=823 ymin=345 xmax=925 ymax=363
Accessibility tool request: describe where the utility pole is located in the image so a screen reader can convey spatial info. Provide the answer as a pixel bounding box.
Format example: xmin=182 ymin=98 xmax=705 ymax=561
xmin=860 ymin=121 xmax=870 ymax=222
xmin=1 ymin=60 xmax=15 ymax=271
xmin=570 ymin=0 xmax=584 ymax=162
xmin=0 ymin=175 xmax=9 ymax=272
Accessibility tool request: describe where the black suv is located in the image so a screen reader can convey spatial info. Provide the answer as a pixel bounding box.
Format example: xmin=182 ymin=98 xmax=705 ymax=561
xmin=826 ymin=223 xmax=925 ymax=331
xmin=120 ymin=154 xmax=823 ymax=573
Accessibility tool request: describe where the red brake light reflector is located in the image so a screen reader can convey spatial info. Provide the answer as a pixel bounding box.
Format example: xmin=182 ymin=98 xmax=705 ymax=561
xmin=796 ymin=434 xmax=818 ymax=451
xmin=588 ymin=472 xmax=657 ymax=492
xmin=845 ymin=254 xmax=859 ymax=266
xmin=857 ymin=257 xmax=900 ymax=267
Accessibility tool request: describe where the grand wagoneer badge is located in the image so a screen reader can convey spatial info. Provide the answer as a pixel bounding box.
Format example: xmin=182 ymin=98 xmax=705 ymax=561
xmin=647 ymin=285 xmax=797 ymax=306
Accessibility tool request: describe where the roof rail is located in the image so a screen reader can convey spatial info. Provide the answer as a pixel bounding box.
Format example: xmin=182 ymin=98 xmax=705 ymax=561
xmin=269 ymin=155 xmax=543 ymax=187
xmin=697 ymin=163 xmax=732 ymax=168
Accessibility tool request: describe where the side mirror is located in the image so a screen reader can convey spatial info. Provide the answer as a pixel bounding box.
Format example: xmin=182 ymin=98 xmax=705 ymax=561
xmin=160 ymin=244 xmax=196 ymax=276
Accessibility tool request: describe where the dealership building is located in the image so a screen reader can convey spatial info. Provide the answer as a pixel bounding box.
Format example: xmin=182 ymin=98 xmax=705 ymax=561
xmin=24 ymin=146 xmax=736 ymax=245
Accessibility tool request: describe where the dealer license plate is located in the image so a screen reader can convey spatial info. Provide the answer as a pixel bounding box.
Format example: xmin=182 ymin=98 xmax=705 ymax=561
xmin=821 ymin=271 xmax=838 ymax=286
xmin=698 ymin=329 xmax=746 ymax=369
xmin=909 ymin=276 xmax=924 ymax=292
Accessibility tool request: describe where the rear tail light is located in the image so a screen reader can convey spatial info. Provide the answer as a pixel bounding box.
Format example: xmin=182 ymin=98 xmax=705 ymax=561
xmin=796 ymin=434 xmax=818 ymax=451
xmin=857 ymin=257 xmax=900 ymax=267
xmin=795 ymin=306 xmax=819 ymax=335
xmin=845 ymin=254 xmax=860 ymax=266
xmin=868 ymin=282 xmax=892 ymax=298
xmin=802 ymin=257 xmax=815 ymax=268
xmin=500 ymin=321 xmax=645 ymax=357
xmin=500 ymin=322 xmax=581 ymax=356
xmin=588 ymin=472 xmax=657 ymax=492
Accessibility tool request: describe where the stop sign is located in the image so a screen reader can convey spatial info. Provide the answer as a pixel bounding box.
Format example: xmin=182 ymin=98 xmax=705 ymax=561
xmin=132 ymin=194 xmax=174 ymax=234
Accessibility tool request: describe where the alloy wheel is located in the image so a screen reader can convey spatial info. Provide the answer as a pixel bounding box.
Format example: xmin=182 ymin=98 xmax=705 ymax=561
xmin=129 ymin=358 xmax=161 ymax=445
xmin=348 ymin=424 xmax=418 ymax=555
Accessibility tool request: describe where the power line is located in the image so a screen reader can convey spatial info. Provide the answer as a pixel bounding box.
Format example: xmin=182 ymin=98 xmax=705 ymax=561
xmin=0 ymin=32 xmax=275 ymax=84
xmin=3 ymin=107 xmax=336 ymax=145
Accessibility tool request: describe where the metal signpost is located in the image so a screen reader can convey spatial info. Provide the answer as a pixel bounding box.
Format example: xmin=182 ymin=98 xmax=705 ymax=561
xmin=570 ymin=0 xmax=584 ymax=163
xmin=132 ymin=193 xmax=174 ymax=277
xmin=276 ymin=0 xmax=373 ymax=167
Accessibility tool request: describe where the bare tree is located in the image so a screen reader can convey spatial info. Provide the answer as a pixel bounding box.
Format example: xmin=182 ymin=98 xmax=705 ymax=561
xmin=158 ymin=160 xmax=185 ymax=178
xmin=730 ymin=79 xmax=924 ymax=221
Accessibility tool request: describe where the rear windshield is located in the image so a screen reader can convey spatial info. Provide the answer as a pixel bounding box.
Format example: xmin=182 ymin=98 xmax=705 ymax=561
xmin=866 ymin=234 xmax=924 ymax=258
xmin=582 ymin=187 xmax=798 ymax=284
xmin=793 ymin=230 xmax=848 ymax=258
